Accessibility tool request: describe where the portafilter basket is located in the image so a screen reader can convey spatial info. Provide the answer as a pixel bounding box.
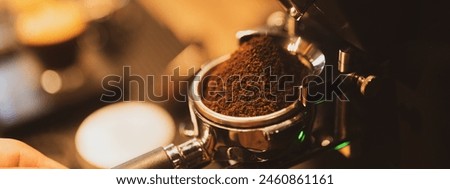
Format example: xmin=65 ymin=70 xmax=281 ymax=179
xmin=114 ymin=32 xmax=325 ymax=169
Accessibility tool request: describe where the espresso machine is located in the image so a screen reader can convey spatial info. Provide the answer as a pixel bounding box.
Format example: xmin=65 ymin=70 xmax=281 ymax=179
xmin=115 ymin=0 xmax=450 ymax=168
xmin=2 ymin=0 xmax=447 ymax=169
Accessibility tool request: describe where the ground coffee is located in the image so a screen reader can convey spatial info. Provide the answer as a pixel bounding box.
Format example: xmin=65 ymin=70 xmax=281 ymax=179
xmin=202 ymin=35 xmax=306 ymax=117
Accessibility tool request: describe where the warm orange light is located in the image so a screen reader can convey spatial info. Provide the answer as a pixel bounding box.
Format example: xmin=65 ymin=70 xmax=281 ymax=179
xmin=338 ymin=145 xmax=351 ymax=158
xmin=40 ymin=70 xmax=62 ymax=94
xmin=14 ymin=1 xmax=87 ymax=46
xmin=4 ymin=0 xmax=46 ymax=13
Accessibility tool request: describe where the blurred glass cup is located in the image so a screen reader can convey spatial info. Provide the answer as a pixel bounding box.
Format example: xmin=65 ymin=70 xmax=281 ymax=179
xmin=13 ymin=0 xmax=87 ymax=69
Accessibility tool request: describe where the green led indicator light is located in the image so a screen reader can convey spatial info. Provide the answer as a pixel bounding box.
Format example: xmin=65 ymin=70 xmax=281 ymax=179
xmin=334 ymin=141 xmax=350 ymax=150
xmin=297 ymin=131 xmax=306 ymax=142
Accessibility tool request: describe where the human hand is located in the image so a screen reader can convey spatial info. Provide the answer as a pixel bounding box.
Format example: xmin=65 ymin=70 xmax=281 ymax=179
xmin=0 ymin=138 xmax=66 ymax=168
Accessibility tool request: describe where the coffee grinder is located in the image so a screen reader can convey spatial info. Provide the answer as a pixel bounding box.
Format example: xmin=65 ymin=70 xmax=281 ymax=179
xmin=116 ymin=0 xmax=450 ymax=168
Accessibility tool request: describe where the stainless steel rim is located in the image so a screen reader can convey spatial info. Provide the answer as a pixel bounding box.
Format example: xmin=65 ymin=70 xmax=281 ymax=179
xmin=189 ymin=55 xmax=305 ymax=128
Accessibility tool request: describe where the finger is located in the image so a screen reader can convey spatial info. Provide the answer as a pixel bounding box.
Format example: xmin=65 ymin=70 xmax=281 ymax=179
xmin=0 ymin=138 xmax=67 ymax=168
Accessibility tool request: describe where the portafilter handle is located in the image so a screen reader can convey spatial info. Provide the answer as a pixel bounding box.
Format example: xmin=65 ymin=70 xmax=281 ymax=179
xmin=114 ymin=139 xmax=210 ymax=169
xmin=113 ymin=147 xmax=174 ymax=169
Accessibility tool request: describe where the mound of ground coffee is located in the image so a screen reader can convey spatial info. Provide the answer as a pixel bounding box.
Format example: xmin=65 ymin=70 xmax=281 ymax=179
xmin=202 ymin=35 xmax=307 ymax=117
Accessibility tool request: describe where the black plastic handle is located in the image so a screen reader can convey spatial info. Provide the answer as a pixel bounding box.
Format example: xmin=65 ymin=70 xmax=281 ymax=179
xmin=113 ymin=147 xmax=174 ymax=169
